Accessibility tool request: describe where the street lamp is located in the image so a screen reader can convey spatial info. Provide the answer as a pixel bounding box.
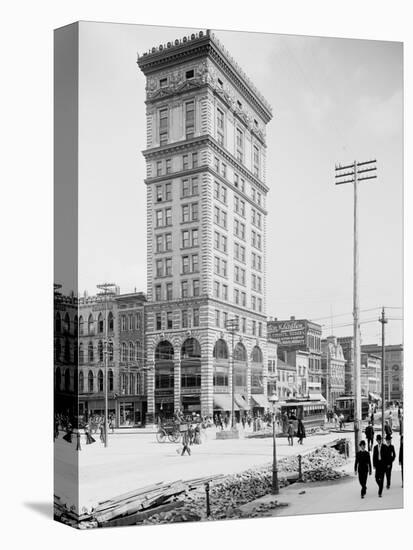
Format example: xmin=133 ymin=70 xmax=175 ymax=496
xmin=268 ymin=391 xmax=279 ymax=495
xmin=225 ymin=318 xmax=239 ymax=431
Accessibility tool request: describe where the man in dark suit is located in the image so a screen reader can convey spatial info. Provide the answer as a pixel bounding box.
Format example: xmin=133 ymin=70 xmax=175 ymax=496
xmin=372 ymin=434 xmax=388 ymax=497
xmin=384 ymin=435 xmax=396 ymax=489
xmin=354 ymin=440 xmax=372 ymax=498
xmin=399 ymin=435 xmax=403 ymax=487
xmin=365 ymin=422 xmax=374 ymax=451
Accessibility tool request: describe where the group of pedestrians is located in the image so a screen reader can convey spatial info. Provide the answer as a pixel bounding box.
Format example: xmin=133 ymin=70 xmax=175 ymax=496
xmin=354 ymin=426 xmax=403 ymax=499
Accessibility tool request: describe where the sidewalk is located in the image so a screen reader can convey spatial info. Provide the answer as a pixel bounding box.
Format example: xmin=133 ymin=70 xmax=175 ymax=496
xmin=239 ymin=463 xmax=403 ymax=518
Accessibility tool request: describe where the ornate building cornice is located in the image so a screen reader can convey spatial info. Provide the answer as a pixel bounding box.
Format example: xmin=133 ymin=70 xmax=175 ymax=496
xmin=137 ymin=30 xmax=273 ymax=124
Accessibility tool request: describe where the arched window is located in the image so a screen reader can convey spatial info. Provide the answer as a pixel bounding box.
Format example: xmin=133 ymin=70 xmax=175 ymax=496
xmin=73 ymin=344 xmax=78 ymax=365
xmin=155 ymin=340 xmax=174 ymax=361
xmin=129 ymin=315 xmax=134 ymax=330
xmin=234 ymin=343 xmax=247 ymax=389
xmin=181 ymin=338 xmax=201 ymax=388
xmin=136 ymin=341 xmax=142 ymax=363
xmin=79 ymin=316 xmax=84 ymax=335
xmin=181 ymin=338 xmax=201 ymax=359
xmin=108 ymin=340 xmax=114 ymax=362
xmin=108 ymin=369 xmax=114 ymax=392
xmin=55 ymin=367 xmax=61 ymax=390
xmin=79 ymin=343 xmax=84 ymax=364
xmin=98 ymin=313 xmax=104 ymax=334
xmin=251 ymin=346 xmax=263 ymax=363
xmin=213 ymin=339 xmax=228 ymax=360
xmin=74 ymin=315 xmax=78 ymax=336
xmin=55 ymin=338 xmax=61 ymax=362
xmin=64 ymin=339 xmax=71 ymax=362
xmin=88 ymin=370 xmax=94 ymax=392
xmin=234 ymin=343 xmax=247 ymax=362
xmin=121 ymin=342 xmax=127 ymax=362
xmin=129 ymin=342 xmax=135 ymax=362
xmin=98 ymin=340 xmax=103 ymax=362
xmin=98 ymin=370 xmax=104 ymax=392
xmin=136 ymin=312 xmax=142 ymax=330
xmin=64 ymin=368 xmax=71 ymax=391
xmin=121 ymin=315 xmax=127 ymax=331
xmin=88 ymin=341 xmax=94 ymax=362
xmin=64 ymin=313 xmax=70 ymax=334
xmin=79 ymin=371 xmax=84 ymax=393
xmin=55 ymin=312 xmax=61 ymax=333
xmin=155 ymin=341 xmax=174 ymax=390
xmin=108 ymin=312 xmax=114 ymax=333
xmin=88 ymin=314 xmax=94 ymax=335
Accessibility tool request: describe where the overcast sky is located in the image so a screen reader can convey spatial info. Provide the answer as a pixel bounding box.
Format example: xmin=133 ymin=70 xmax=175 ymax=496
xmin=77 ymin=22 xmax=403 ymax=345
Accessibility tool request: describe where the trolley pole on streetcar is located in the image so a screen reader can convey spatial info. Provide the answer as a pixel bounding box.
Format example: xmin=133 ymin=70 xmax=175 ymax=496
xmin=379 ymin=307 xmax=387 ymax=436
xmin=97 ymin=283 xmax=117 ymax=447
xmin=335 ymin=159 xmax=377 ymax=452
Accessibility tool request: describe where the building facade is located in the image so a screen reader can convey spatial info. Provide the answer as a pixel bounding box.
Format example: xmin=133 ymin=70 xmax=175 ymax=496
xmin=137 ymin=31 xmax=273 ymax=422
xmin=321 ymin=336 xmax=346 ymax=409
xmin=54 ymin=287 xmax=78 ymax=418
xmin=361 ymin=352 xmax=381 ymax=398
xmin=77 ymin=292 xmax=119 ymax=420
xmin=361 ymin=343 xmax=403 ymax=403
xmin=267 ymin=317 xmax=322 ymax=395
xmin=116 ymin=292 xmax=147 ymax=425
xmin=337 ymin=336 xmax=354 ymax=395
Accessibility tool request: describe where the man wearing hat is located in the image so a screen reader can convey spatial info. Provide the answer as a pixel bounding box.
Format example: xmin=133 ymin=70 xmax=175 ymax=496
xmin=372 ymin=434 xmax=388 ymax=497
xmin=384 ymin=434 xmax=396 ymax=489
xmin=354 ymin=440 xmax=372 ymax=498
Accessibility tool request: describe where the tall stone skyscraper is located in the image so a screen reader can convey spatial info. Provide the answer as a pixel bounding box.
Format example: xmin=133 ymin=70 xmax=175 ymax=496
xmin=138 ymin=30 xmax=273 ymax=422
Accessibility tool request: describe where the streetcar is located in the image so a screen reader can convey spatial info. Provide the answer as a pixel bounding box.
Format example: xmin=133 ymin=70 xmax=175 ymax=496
xmin=279 ymin=399 xmax=327 ymax=434
xmin=334 ymin=395 xmax=369 ymax=423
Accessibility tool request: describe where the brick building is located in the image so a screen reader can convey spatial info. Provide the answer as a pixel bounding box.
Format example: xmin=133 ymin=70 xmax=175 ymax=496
xmin=137 ymin=30 xmax=273 ymax=421
xmin=267 ymin=317 xmax=322 ymax=396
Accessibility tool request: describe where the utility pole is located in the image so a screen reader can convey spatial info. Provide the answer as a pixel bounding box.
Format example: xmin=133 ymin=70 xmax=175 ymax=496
xmin=97 ymin=283 xmax=117 ymax=447
xmin=335 ymin=159 xmax=377 ymax=452
xmin=379 ymin=307 xmax=387 ymax=436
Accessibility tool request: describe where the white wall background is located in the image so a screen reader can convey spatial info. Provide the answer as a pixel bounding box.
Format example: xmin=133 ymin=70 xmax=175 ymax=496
xmin=1 ymin=1 xmax=411 ymax=549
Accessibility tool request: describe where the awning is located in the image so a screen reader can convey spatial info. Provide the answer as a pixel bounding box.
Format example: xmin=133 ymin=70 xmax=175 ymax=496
xmin=235 ymin=394 xmax=249 ymax=410
xmin=213 ymin=394 xmax=239 ymax=411
xmin=251 ymin=393 xmax=270 ymax=409
xmin=308 ymin=393 xmax=327 ymax=403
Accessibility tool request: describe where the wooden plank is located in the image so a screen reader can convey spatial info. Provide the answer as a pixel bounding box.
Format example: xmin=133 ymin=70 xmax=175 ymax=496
xmin=94 ymin=482 xmax=165 ymax=510
xmin=101 ymin=501 xmax=185 ymax=528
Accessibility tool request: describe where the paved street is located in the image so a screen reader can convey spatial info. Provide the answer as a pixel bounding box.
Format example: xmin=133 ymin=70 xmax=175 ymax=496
xmin=55 ymin=427 xmax=347 ymax=511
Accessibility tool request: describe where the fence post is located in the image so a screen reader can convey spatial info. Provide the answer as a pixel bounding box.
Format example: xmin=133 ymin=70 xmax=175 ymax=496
xmin=205 ymin=482 xmax=211 ymax=517
xmin=298 ymin=454 xmax=302 ymax=481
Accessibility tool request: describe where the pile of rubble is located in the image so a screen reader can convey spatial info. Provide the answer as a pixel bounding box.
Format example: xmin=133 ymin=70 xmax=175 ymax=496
xmin=143 ymin=446 xmax=349 ymax=524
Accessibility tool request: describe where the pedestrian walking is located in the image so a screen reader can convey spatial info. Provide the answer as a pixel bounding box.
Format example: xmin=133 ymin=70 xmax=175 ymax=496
xmin=287 ymin=421 xmax=294 ymax=446
xmin=384 ymin=420 xmax=392 ymax=439
xmin=297 ymin=419 xmax=306 ymax=445
xmin=388 ymin=411 xmax=393 ymax=431
xmin=334 ymin=412 xmax=339 ymax=428
xmin=372 ymin=434 xmax=388 ymax=497
xmin=339 ymin=413 xmax=345 ymax=430
xmin=399 ymin=435 xmax=403 ymax=487
xmin=181 ymin=428 xmax=191 ymax=456
xmin=241 ymin=414 xmax=246 ymax=430
xmin=354 ymin=440 xmax=372 ymax=498
xmin=365 ymin=422 xmax=374 ymax=451
xmin=384 ymin=435 xmax=396 ymax=489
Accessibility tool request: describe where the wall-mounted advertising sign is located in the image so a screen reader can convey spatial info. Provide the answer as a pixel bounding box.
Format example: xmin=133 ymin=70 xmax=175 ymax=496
xmin=268 ymin=320 xmax=306 ymax=345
